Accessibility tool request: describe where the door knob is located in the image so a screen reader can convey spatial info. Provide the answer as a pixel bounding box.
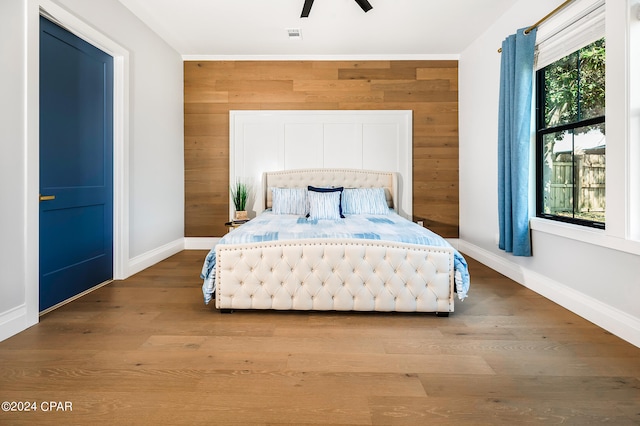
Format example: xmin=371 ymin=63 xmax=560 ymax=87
xmin=39 ymin=194 xmax=56 ymax=201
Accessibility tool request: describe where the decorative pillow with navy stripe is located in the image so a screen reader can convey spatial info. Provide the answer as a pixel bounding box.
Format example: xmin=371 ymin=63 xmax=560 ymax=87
xmin=307 ymin=186 xmax=344 ymax=219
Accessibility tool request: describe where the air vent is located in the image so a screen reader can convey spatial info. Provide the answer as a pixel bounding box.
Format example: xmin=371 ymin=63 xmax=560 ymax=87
xmin=286 ymin=28 xmax=302 ymax=40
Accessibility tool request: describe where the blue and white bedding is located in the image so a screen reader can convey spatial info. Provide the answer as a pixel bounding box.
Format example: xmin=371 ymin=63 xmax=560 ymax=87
xmin=201 ymin=210 xmax=470 ymax=304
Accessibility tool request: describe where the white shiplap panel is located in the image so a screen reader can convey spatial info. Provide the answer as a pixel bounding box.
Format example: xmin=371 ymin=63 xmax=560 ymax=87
xmin=232 ymin=122 xmax=284 ymax=216
xmin=284 ymin=123 xmax=323 ymax=169
xmin=362 ymin=123 xmax=399 ymax=171
xmin=230 ymin=110 xmax=412 ymax=219
xmin=323 ymin=123 xmax=363 ymax=169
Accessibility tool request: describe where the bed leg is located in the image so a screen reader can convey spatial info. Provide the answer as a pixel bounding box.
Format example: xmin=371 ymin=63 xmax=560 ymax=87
xmin=435 ymin=311 xmax=449 ymax=317
xmin=220 ymin=309 xmax=234 ymax=314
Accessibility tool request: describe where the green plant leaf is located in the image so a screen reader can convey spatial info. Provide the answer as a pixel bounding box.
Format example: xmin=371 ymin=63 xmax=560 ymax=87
xmin=230 ymin=180 xmax=248 ymax=211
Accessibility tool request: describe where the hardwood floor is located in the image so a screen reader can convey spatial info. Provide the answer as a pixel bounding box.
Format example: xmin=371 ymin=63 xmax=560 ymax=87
xmin=1 ymin=251 xmax=638 ymax=425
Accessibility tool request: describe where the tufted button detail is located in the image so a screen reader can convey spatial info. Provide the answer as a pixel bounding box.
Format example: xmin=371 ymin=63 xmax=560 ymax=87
xmin=216 ymin=228 xmax=454 ymax=313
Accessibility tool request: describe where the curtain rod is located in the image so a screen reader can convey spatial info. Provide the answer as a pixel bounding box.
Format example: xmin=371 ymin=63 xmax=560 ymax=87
xmin=497 ymin=0 xmax=575 ymax=53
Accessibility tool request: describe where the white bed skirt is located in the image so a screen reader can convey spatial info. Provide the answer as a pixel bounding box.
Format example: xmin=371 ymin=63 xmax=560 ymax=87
xmin=215 ymin=238 xmax=454 ymax=314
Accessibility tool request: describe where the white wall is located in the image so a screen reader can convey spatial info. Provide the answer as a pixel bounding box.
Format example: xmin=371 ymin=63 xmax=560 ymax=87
xmin=0 ymin=0 xmax=36 ymax=340
xmin=459 ymin=0 xmax=640 ymax=347
xmin=0 ymin=0 xmax=184 ymax=342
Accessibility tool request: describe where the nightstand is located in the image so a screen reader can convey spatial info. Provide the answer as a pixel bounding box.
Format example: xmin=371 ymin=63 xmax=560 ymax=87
xmin=225 ymin=219 xmax=249 ymax=231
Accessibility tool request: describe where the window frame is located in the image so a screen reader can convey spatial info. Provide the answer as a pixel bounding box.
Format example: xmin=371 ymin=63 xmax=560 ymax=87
xmin=535 ymin=41 xmax=606 ymax=230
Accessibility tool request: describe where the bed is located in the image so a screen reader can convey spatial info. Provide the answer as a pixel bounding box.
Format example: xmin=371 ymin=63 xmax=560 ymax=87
xmin=201 ymin=168 xmax=469 ymax=315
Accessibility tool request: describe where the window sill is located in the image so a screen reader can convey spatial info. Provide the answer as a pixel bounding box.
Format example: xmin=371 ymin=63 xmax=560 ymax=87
xmin=530 ymin=217 xmax=640 ymax=256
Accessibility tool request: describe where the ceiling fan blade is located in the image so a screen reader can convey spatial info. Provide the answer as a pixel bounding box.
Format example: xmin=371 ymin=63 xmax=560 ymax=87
xmin=354 ymin=0 xmax=373 ymax=12
xmin=301 ymin=0 xmax=314 ymax=18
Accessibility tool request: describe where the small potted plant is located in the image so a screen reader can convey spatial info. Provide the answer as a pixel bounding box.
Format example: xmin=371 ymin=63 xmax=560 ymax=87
xmin=230 ymin=180 xmax=248 ymax=221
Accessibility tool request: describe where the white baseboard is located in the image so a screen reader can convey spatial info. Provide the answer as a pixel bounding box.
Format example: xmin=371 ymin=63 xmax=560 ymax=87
xmin=458 ymin=239 xmax=640 ymax=349
xmin=184 ymin=237 xmax=220 ymax=250
xmin=0 ymin=305 xmax=35 ymax=342
xmin=126 ymin=238 xmax=185 ymax=277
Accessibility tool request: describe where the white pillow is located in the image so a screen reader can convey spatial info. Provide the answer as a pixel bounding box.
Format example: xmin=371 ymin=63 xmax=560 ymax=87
xmin=342 ymin=187 xmax=390 ymax=215
xmin=307 ymin=190 xmax=341 ymax=220
xmin=271 ymin=187 xmax=307 ymax=215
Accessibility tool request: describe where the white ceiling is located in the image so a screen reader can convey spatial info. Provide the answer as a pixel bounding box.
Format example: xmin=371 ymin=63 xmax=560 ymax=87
xmin=117 ymin=0 xmax=519 ymax=58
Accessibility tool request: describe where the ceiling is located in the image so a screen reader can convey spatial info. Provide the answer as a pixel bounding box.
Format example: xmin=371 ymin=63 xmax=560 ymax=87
xmin=117 ymin=0 xmax=520 ymax=58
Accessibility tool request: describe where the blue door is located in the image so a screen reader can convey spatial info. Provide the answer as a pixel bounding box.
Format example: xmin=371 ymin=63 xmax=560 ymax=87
xmin=39 ymin=17 xmax=114 ymax=311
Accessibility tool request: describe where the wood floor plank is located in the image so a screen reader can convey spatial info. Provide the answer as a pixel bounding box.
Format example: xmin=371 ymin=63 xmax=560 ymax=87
xmin=368 ymin=395 xmax=639 ymax=425
xmin=482 ymin=353 xmax=640 ymax=377
xmin=194 ymin=370 xmax=427 ymax=399
xmin=198 ymin=335 xmax=387 ymax=354
xmin=286 ymin=352 xmax=496 ymax=375
xmin=418 ymin=374 xmax=640 ymax=401
xmin=0 ymin=390 xmax=372 ymax=426
xmin=0 ymin=367 xmax=202 ymax=393
xmin=382 ymin=338 xmax=576 ymax=357
xmin=0 ymin=251 xmax=638 ymax=425
xmin=88 ymin=349 xmax=291 ymax=371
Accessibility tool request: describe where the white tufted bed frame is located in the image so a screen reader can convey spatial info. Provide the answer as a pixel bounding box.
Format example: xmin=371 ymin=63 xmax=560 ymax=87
xmin=215 ymin=169 xmax=455 ymax=315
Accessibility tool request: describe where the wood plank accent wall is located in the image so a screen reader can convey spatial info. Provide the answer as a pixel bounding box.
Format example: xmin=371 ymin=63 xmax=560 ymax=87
xmin=184 ymin=60 xmax=459 ymax=238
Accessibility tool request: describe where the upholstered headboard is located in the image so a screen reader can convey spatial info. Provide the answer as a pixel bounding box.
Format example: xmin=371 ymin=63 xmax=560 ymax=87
xmin=263 ymin=168 xmax=398 ymax=212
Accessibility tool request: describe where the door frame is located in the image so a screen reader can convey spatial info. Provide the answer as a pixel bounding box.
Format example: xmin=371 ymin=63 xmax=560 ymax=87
xmin=27 ymin=0 xmax=130 ymax=317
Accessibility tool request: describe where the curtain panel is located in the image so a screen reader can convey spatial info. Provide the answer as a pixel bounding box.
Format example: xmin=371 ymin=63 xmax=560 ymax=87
xmin=497 ymin=28 xmax=537 ymax=257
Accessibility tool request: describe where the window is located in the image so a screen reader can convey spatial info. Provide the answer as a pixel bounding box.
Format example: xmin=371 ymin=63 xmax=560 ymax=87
xmin=536 ymin=38 xmax=606 ymax=229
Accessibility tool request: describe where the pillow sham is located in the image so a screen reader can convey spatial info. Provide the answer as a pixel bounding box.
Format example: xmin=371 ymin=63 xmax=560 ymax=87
xmin=271 ymin=187 xmax=308 ymax=215
xmin=307 ymin=190 xmax=342 ymax=220
xmin=342 ymin=187 xmax=390 ymax=215
xmin=307 ymin=185 xmax=344 ymax=218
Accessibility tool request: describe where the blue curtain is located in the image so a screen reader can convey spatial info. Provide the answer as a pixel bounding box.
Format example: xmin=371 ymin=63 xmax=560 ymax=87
xmin=498 ymin=27 xmax=537 ymax=257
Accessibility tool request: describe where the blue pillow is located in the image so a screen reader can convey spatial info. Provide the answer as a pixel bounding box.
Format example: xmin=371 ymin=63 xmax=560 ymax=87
xmin=271 ymin=187 xmax=308 ymax=215
xmin=307 ymin=190 xmax=342 ymax=220
xmin=308 ymin=186 xmax=345 ymax=218
xmin=342 ymin=187 xmax=390 ymax=215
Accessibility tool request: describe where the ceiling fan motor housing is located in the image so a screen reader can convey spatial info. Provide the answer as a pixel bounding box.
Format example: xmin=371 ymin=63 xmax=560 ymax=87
xmin=301 ymin=0 xmax=372 ymax=18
